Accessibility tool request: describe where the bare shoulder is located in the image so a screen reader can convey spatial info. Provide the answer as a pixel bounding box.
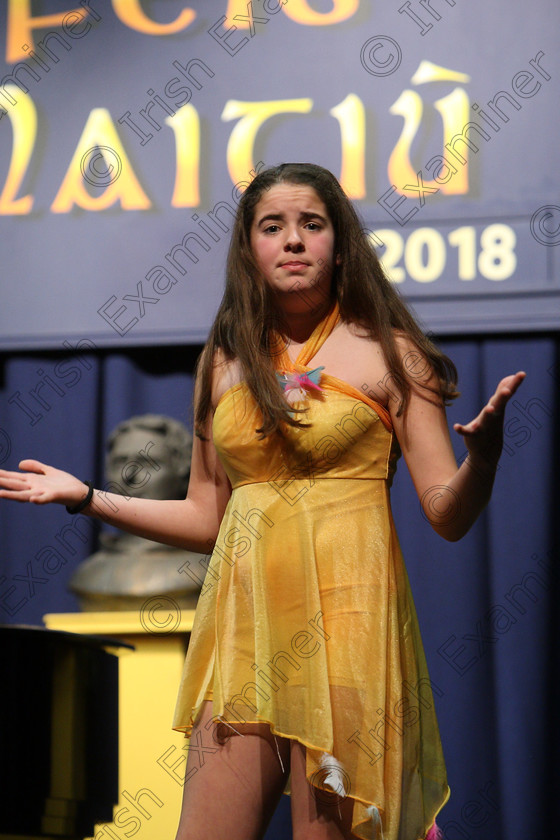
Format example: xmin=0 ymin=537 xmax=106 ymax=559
xmin=391 ymin=330 xmax=442 ymax=395
xmin=330 ymin=322 xmax=440 ymax=408
xmin=209 ymin=347 xmax=243 ymax=409
xmin=314 ymin=319 xmax=391 ymax=406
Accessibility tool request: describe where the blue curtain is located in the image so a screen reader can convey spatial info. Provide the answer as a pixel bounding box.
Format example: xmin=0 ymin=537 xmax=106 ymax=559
xmin=0 ymin=333 xmax=557 ymax=839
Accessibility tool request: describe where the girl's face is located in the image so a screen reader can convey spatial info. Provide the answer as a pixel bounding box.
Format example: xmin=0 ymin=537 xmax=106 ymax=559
xmin=249 ymin=183 xmax=337 ymax=312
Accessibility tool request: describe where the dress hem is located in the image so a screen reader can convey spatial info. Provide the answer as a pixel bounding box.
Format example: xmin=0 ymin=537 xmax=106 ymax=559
xmin=173 ymin=712 xmax=450 ymax=840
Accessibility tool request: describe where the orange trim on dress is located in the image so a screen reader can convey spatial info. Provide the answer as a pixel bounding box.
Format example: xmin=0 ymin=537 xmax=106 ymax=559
xmin=213 ymin=301 xmax=393 ymax=432
xmin=271 ymin=300 xmax=393 ymax=432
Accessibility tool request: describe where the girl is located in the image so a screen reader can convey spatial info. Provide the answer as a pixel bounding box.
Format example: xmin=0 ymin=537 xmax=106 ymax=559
xmin=0 ymin=164 xmax=525 ymax=840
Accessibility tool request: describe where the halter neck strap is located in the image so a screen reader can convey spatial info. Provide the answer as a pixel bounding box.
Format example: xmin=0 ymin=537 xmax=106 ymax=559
xmin=272 ymin=301 xmax=341 ymax=372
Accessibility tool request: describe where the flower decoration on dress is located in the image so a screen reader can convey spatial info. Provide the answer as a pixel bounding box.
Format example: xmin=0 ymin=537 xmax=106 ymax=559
xmin=276 ymin=366 xmax=325 ymax=405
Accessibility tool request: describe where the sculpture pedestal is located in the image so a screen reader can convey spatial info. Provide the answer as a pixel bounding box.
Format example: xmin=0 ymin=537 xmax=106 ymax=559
xmin=43 ymin=610 xmax=195 ymax=840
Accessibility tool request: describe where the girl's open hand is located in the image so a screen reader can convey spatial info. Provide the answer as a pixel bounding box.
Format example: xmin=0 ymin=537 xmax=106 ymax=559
xmin=453 ymin=371 xmax=526 ymax=467
xmin=0 ymin=460 xmax=87 ymax=507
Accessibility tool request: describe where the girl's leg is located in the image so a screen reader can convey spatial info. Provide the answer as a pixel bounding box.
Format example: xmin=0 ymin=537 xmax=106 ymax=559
xmin=174 ymin=700 xmax=291 ymax=840
xmin=289 ymin=739 xmax=356 ymax=840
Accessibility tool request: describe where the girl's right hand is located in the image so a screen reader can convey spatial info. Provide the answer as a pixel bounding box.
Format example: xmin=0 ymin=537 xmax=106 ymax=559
xmin=0 ymin=460 xmax=88 ymax=507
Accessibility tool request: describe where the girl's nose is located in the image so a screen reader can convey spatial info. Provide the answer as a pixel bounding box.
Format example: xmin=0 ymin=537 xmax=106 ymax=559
xmin=284 ymin=226 xmax=304 ymax=250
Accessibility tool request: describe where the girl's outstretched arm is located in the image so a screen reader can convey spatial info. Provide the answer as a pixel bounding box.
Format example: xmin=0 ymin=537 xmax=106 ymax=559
xmin=0 ymin=409 xmax=232 ymax=554
xmin=390 ymin=341 xmax=525 ymax=541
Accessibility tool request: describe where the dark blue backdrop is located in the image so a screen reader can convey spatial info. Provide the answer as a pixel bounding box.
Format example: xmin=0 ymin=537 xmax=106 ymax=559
xmin=0 ymin=332 xmax=557 ymax=839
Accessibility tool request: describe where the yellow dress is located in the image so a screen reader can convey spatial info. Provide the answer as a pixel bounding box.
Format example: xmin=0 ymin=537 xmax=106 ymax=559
xmin=173 ymin=303 xmax=450 ymax=839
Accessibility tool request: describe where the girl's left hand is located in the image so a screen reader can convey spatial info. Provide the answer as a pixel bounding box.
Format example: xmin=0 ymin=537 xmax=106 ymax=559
xmin=453 ymin=371 xmax=526 ymax=467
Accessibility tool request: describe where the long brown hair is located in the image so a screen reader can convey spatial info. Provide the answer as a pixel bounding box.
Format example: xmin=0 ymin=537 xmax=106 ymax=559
xmin=194 ymin=163 xmax=458 ymax=439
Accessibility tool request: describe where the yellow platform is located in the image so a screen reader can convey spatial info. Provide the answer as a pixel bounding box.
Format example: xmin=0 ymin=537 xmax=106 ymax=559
xmin=43 ymin=608 xmax=196 ymax=840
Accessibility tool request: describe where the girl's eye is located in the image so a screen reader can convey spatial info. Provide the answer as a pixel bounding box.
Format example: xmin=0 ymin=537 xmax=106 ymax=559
xmin=305 ymin=222 xmax=321 ymax=231
xmin=264 ymin=224 xmax=280 ymax=234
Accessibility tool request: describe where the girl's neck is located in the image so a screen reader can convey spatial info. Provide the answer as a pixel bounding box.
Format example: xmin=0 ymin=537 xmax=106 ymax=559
xmin=273 ymin=296 xmax=335 ymax=345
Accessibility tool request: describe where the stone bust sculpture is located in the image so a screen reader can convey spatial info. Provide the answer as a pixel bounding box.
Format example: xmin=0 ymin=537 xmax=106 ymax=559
xmin=69 ymin=414 xmax=205 ymax=611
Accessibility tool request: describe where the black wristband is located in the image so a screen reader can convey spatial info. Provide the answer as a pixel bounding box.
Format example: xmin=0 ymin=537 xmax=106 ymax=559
xmin=66 ymin=481 xmax=94 ymax=515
